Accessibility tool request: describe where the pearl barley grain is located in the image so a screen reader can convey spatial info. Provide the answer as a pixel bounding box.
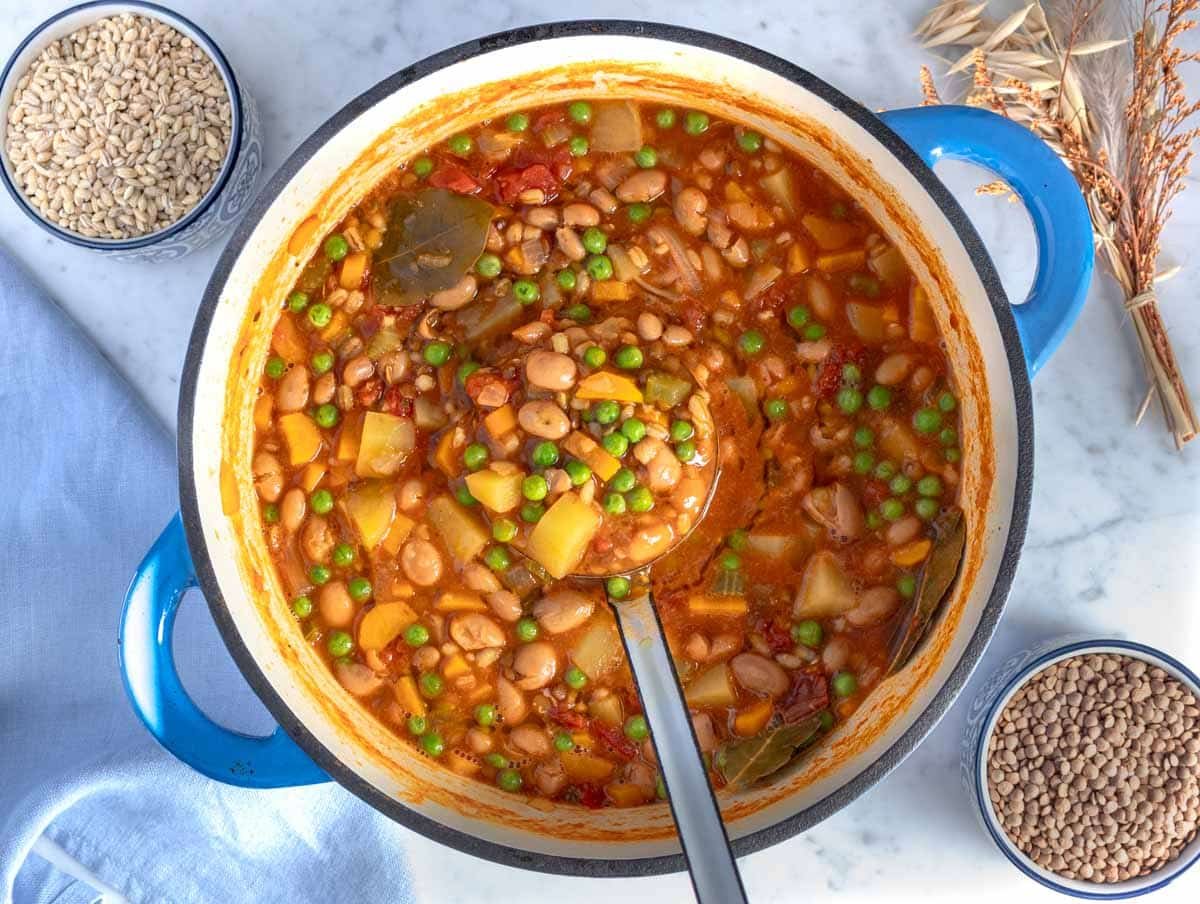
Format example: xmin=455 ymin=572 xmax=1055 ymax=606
xmin=4 ymin=14 xmax=232 ymax=240
xmin=987 ymin=653 xmax=1200 ymax=884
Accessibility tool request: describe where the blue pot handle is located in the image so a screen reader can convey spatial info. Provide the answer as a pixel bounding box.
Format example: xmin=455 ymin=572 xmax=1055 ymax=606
xmin=120 ymin=514 xmax=328 ymax=788
xmin=879 ymin=105 xmax=1094 ymax=375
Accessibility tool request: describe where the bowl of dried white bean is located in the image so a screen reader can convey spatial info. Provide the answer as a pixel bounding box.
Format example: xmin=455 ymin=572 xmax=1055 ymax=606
xmin=0 ymin=1 xmax=262 ymax=261
xmin=966 ymin=638 xmax=1200 ymax=897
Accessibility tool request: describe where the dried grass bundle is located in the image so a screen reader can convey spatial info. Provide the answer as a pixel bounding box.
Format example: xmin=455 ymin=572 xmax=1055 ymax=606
xmin=917 ymin=0 xmax=1199 ymax=448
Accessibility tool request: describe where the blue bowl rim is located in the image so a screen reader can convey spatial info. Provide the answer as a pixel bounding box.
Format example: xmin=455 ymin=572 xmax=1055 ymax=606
xmin=973 ymin=638 xmax=1200 ymax=899
xmin=0 ymin=0 xmax=244 ymax=251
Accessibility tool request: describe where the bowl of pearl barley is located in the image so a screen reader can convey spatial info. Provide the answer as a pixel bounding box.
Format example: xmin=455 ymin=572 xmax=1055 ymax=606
xmin=965 ymin=638 xmax=1200 ymax=898
xmin=0 ymin=1 xmax=262 ymax=261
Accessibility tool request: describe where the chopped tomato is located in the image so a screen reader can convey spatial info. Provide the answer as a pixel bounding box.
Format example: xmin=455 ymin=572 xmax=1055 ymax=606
xmin=382 ymin=386 xmax=414 ymax=418
xmin=494 ymin=163 xmax=560 ymax=205
xmin=428 ymin=162 xmax=480 ymax=194
xmin=781 ymin=668 xmax=830 ymax=724
xmin=593 ymin=721 xmax=638 ymax=760
xmin=577 ymin=784 xmax=606 ymax=809
xmin=760 ymin=618 xmax=794 ymax=654
xmin=548 ymin=706 xmax=588 ymax=730
xmin=816 ymin=344 xmax=868 ymax=398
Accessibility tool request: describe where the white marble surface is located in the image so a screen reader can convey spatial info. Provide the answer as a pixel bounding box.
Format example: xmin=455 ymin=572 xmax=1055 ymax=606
xmin=3 ymin=0 xmax=1199 ymax=901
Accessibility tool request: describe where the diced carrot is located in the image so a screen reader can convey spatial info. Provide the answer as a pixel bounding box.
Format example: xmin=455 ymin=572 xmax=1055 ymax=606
xmin=559 ymin=750 xmax=615 ymax=782
xmin=575 ymin=371 xmax=644 ymax=403
xmin=320 ymin=309 xmax=350 ymax=342
xmin=800 ymin=214 xmax=859 ymax=251
xmin=358 ymin=601 xmax=417 ymax=650
xmin=339 ymin=251 xmax=368 ymax=290
xmin=571 ymin=732 xmax=594 ymax=749
xmin=434 ymin=590 xmax=488 ymax=613
xmin=271 ymin=316 xmax=309 ymax=364
xmin=336 ymin=410 xmax=365 ymax=462
xmin=300 ymin=461 xmax=326 ymax=493
xmin=278 ymin=412 xmax=322 ymax=465
xmin=816 ymin=249 xmax=867 ymax=273
xmin=592 ymin=281 xmax=631 ymax=302
xmin=380 ymin=512 xmax=415 ymax=557
xmin=253 ymin=394 xmax=273 ymax=431
xmin=394 ymin=675 xmax=425 ymax=716
xmin=724 ymin=182 xmax=751 ymax=203
xmin=891 ymin=539 xmax=933 ymax=567
xmin=733 ymin=700 xmax=774 ymax=736
xmin=441 ymin=654 xmax=471 ymax=680
xmin=563 ymin=431 xmax=621 ymax=481
xmin=687 ymin=595 xmax=749 ymax=617
xmin=786 ymin=241 xmax=812 ymax=274
xmin=288 ymin=215 xmax=319 ymax=255
xmin=466 ymin=683 xmax=494 ymax=704
xmin=483 ymin=403 xmax=517 ymax=438
xmin=607 ymin=783 xmax=653 ymax=807
xmin=434 ymin=431 xmax=461 ymax=477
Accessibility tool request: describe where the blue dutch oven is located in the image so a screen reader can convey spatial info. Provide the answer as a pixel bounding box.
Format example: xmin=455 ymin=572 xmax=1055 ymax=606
xmin=119 ymin=21 xmax=1093 ymax=877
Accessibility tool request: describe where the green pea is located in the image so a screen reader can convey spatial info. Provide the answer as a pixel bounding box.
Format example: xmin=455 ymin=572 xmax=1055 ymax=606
xmin=880 ymin=498 xmax=905 ymax=521
xmin=476 ymin=253 xmax=502 ymax=278
xmin=939 ymin=427 xmax=958 ymax=447
xmin=327 ymin=631 xmax=353 ymax=657
xmin=314 ymin=403 xmax=339 ymax=429
xmin=853 ymin=426 xmax=874 ymax=448
xmin=506 ymin=112 xmax=530 ymax=132
xmin=656 ymin=109 xmax=677 ymax=128
xmin=348 ymin=577 xmax=372 ymax=601
xmin=674 ymin=439 xmax=696 ymax=462
xmin=262 ymin=503 xmax=280 ymax=524
xmin=593 ymin=400 xmax=620 ymax=424
xmin=456 ymin=361 xmax=481 ymax=385
xmin=513 ymin=279 xmax=540 ymax=305
xmin=917 ymin=475 xmax=943 ymax=497
xmin=554 ymin=732 xmax=575 ymax=752
xmin=404 ymin=623 xmax=429 ymax=647
xmin=889 ymin=474 xmax=912 ymax=495
xmin=332 ymin=543 xmax=355 ymax=567
xmin=867 ymin=385 xmax=892 ymax=410
xmin=412 ymin=157 xmax=433 ymax=178
xmin=627 ymin=486 xmax=654 ymax=513
xmin=944 ymin=448 xmax=961 ymax=463
xmin=836 ymin=386 xmax=863 ymax=414
xmin=847 ymin=273 xmax=881 ymax=297
xmin=423 ymin=341 xmax=452 ymax=366
xmin=311 ymin=350 xmax=334 ymax=375
xmin=454 ymin=483 xmax=478 ymax=507
xmin=516 ymin=617 xmax=540 ymax=642
xmin=606 ymin=576 xmax=631 ymax=599
xmin=421 ymin=732 xmax=446 ymax=757
xmin=484 ymin=753 xmax=508 ymax=769
xmin=307 ymin=303 xmax=333 ymax=328
xmin=475 ymin=703 xmax=497 ymax=727
xmin=497 ymin=768 xmax=523 ymax=792
xmin=842 ymin=363 xmax=862 ymax=385
xmin=610 ymin=467 xmax=636 ymax=493
xmin=603 ymin=492 xmax=627 ymax=515
xmin=557 ymin=268 xmax=578 ymax=292
xmin=737 ymin=330 xmax=765 ymax=356
xmin=310 ymin=489 xmax=334 ymax=514
xmin=719 ymin=551 xmax=741 ymax=571
xmin=565 ymin=666 xmax=587 ymax=690
xmin=792 ymin=620 xmax=823 ymax=648
xmin=484 ymin=545 xmax=511 ymax=572
xmin=624 ymin=714 xmax=650 ymax=741
xmin=565 ymin=459 xmax=592 ymax=486
xmin=634 ymin=145 xmax=658 ymax=168
xmin=291 ymin=595 xmax=313 ymax=618
xmin=728 ymin=528 xmax=749 ymax=551
xmin=832 ymin=671 xmax=858 ymax=698
xmin=568 ymin=101 xmax=592 ymax=124
xmin=737 ymin=129 xmax=763 ymax=153
xmin=627 ymin=202 xmax=652 ymax=224
xmin=519 ymin=502 xmax=544 ymax=523
xmin=568 ymin=135 xmax=589 ymax=157
xmin=463 ymin=442 xmax=489 ymax=471
xmin=586 ymin=254 xmax=614 ymax=281
xmin=552 ymin=304 xmax=588 ymax=326
xmin=522 ymin=474 xmax=548 ymax=501
xmin=819 ymin=710 xmax=835 ymax=731
xmin=683 ymin=110 xmax=710 ymax=135
xmin=620 ymin=418 xmax=647 ymax=443
xmin=491 ymin=518 xmax=518 ymax=543
xmin=873 ymin=460 xmax=896 ymax=480
xmin=447 ymin=133 xmax=472 ymax=156
xmin=866 ymin=511 xmax=883 ymax=530
xmin=309 ymin=564 xmax=331 ymax=585
xmin=286 ymin=291 xmax=309 ymax=314
xmin=407 ymin=715 xmax=427 ymax=735
xmin=786 ymin=305 xmax=811 ymax=329
xmin=324 ymin=234 xmax=349 ymax=261
xmin=852 ymin=451 xmax=875 ymax=474
xmin=915 ymin=497 xmax=939 ymax=520
xmin=913 ymin=408 xmax=942 ymax=434
xmin=602 ymin=433 xmax=629 ymax=457
xmin=938 ymin=391 xmax=957 ymax=412
xmin=531 ymin=441 xmax=559 ymax=469
xmin=582 ymin=227 xmax=608 ymax=254
xmin=583 ymin=345 xmax=605 ymax=369
xmin=765 ymin=398 xmax=788 ymax=420
xmin=419 ymin=672 xmax=444 ymax=698
xmin=670 ymin=420 xmax=694 ymax=442
xmin=897 ymin=574 xmax=916 ymax=598
xmin=614 ymin=345 xmax=643 ymax=369
xmin=803 ymin=323 xmax=826 ymax=341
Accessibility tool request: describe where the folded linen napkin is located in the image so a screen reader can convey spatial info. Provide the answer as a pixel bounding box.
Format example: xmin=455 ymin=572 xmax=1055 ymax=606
xmin=0 ymin=249 xmax=416 ymax=904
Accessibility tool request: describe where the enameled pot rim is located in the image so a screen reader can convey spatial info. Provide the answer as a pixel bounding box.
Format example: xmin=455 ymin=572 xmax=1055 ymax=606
xmin=178 ymin=20 xmax=1034 ymax=877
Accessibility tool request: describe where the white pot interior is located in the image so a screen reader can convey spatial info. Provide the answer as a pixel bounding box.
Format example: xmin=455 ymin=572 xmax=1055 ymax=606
xmin=186 ymin=29 xmax=1021 ymax=863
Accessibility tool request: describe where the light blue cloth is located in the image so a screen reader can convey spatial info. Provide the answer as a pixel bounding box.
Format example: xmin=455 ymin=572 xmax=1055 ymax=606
xmin=0 ymin=249 xmax=416 ymax=904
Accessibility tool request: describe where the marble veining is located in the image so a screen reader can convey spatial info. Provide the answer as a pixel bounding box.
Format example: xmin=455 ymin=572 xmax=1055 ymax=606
xmin=1 ymin=1 xmax=1197 ymax=901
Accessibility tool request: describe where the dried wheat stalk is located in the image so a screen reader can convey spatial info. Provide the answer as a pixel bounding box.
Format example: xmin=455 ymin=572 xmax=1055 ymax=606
xmin=917 ymin=0 xmax=1199 ymax=448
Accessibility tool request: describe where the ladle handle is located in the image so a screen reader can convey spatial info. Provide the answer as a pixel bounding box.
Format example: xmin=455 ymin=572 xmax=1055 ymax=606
xmin=611 ymin=590 xmax=749 ymax=904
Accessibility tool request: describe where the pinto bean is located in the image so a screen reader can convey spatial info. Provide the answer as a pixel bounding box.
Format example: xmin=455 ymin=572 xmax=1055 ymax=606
xmin=429 ymin=274 xmax=478 ymax=311
xmin=466 ymin=727 xmax=494 ymax=755
xmin=462 ymin=562 xmax=502 ymax=594
xmin=509 ymin=724 xmax=551 ymax=757
xmin=482 ymin=590 xmax=519 ymax=622
xmin=280 ymin=488 xmax=306 ymax=532
xmin=342 ymin=355 xmax=375 ymax=388
xmin=562 ymin=203 xmax=600 ymax=227
xmin=275 ymin=365 xmax=310 ymax=413
xmin=684 ymin=632 xmax=710 ymax=662
xmin=645 ymin=444 xmax=682 ymax=492
xmin=319 ymin=581 xmax=354 ymax=627
xmin=334 ymin=661 xmax=383 ymax=697
xmin=662 ymin=325 xmax=694 ymax=347
xmin=450 ymin=613 xmax=507 ymax=651
xmin=588 ymin=187 xmax=619 ymax=214
xmin=874 ymin=353 xmax=914 ymax=386
xmin=615 ymin=169 xmax=667 ymax=203
xmin=412 ymin=645 xmax=440 ymax=671
xmin=636 ymin=312 xmax=664 ymax=341
xmin=910 ymin=365 xmax=935 ymax=393
xmin=673 ymin=186 xmax=709 ymax=236
xmin=723 ymin=236 xmax=750 ymax=268
xmin=399 ymin=479 xmax=426 ymax=512
xmin=533 ymin=590 xmax=595 ymax=634
xmin=555 ymin=226 xmax=586 ymax=261
xmin=801 ymin=482 xmax=865 ymax=543
xmin=845 ymin=586 xmax=901 ymax=627
xmin=496 ymin=675 xmax=528 ymax=725
xmin=301 ymin=516 xmax=335 ymax=562
xmin=731 ymin=653 xmax=790 ymax=698
xmin=672 ymin=476 xmax=708 ymax=514
xmin=629 ymin=520 xmax=675 ymax=563
xmin=885 ymin=515 xmax=922 ymax=546
xmin=709 ymin=632 xmax=741 ymax=661
xmin=692 ymin=712 xmax=718 ymax=752
xmin=525 ymin=350 xmax=577 ymax=391
xmin=822 ymin=637 xmax=849 ymax=673
xmin=252 ymin=452 xmax=283 ymax=502
xmin=534 ymin=757 xmax=568 ymax=796
xmin=513 ymin=641 xmax=558 ymax=690
xmin=518 ymin=400 xmax=570 ymax=439
xmin=312 ymin=372 xmax=336 ymax=405
xmin=523 ymin=206 xmax=560 ymax=229
xmin=401 ymin=538 xmax=443 ymax=586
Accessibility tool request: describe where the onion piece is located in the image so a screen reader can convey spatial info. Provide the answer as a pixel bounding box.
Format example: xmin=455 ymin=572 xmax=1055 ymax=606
xmin=646 ymin=224 xmax=703 ymax=295
xmin=745 ymin=263 xmax=783 ymax=299
xmin=608 ymin=245 xmax=645 ymax=282
xmin=589 ymin=101 xmax=644 ymax=152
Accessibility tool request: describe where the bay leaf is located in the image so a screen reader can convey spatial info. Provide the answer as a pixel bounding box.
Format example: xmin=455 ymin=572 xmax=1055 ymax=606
xmin=374 ymin=188 xmax=493 ymax=307
xmin=715 ymin=715 xmax=822 ymax=789
xmin=888 ymin=506 xmax=966 ymax=672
